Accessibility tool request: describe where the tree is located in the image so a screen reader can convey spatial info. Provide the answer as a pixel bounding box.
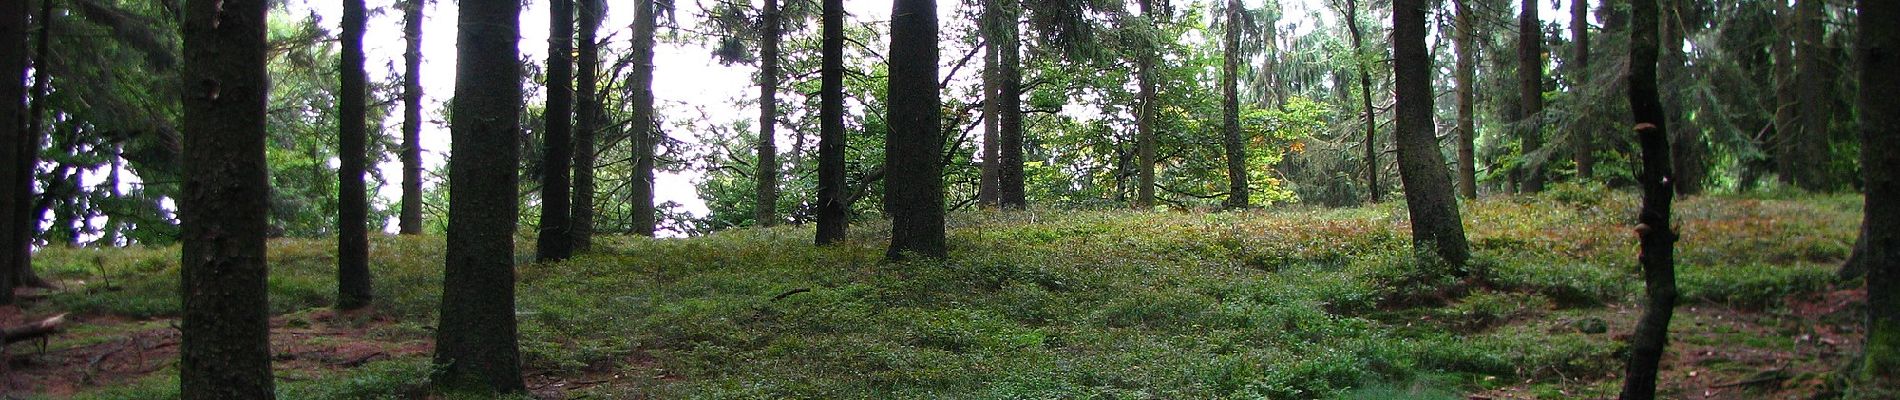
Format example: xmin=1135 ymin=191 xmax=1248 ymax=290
xmin=815 ymin=0 xmax=847 ymax=244
xmin=1454 ymin=0 xmax=1478 ymax=199
xmin=179 ymin=0 xmax=274 ymax=395
xmin=1570 ymin=0 xmax=1593 ymax=179
xmin=337 ymin=0 xmax=373 ymax=310
xmin=399 ymin=0 xmax=425 ymax=235
xmin=1392 ymin=0 xmax=1470 ymax=268
xmin=994 ymin=0 xmax=1025 ymax=209
xmin=980 ymin=14 xmax=999 ymax=208
xmin=885 ymin=0 xmax=944 ymax=259
xmin=1855 ymin=0 xmax=1899 ymax=379
xmin=1661 ymin=0 xmax=1705 ymax=195
xmin=573 ymin=0 xmax=603 ymax=244
xmin=1220 ymin=0 xmax=1248 ymax=209
xmin=1340 ymin=0 xmax=1379 ymax=204
xmin=627 ymin=0 xmax=657 ymax=237
xmin=1 ymin=0 xmax=28 ymax=304
xmin=433 ymin=0 xmax=525 ymax=392
xmin=755 ymin=0 xmax=782 ymax=226
xmin=1790 ymin=0 xmax=1831 ymax=191
xmin=8 ymin=0 xmax=52 ymax=293
xmin=1516 ymin=0 xmax=1546 ymax=193
xmin=1617 ymin=0 xmax=1678 ymax=395
xmin=537 ymin=0 xmax=575 ymax=261
xmin=1133 ymin=0 xmax=1158 ymax=209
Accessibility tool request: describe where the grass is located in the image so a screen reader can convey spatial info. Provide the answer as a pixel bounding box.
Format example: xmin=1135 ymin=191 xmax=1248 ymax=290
xmin=20 ymin=187 xmax=1865 ymax=399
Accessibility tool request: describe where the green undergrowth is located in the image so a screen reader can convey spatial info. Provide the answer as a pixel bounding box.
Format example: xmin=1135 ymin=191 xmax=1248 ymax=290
xmin=28 ymin=188 xmax=1860 ymax=399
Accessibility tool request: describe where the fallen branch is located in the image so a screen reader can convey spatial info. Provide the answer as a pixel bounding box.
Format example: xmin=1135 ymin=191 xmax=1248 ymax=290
xmin=3 ymin=313 xmax=67 ymax=345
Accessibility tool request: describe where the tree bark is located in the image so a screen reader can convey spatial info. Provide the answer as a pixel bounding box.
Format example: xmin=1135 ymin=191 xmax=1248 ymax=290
xmin=1342 ymin=0 xmax=1379 ymax=204
xmin=1771 ymin=0 xmax=1798 ymax=190
xmin=536 ymin=0 xmax=575 ymax=261
xmin=627 ymin=0 xmax=657 ymax=237
xmin=1455 ymin=0 xmax=1478 ymax=199
xmin=0 ymin=0 xmax=28 ymax=304
xmin=755 ymin=0 xmax=781 ymax=226
xmin=1517 ymin=0 xmax=1546 ymax=193
xmin=885 ymin=0 xmax=945 ymax=259
xmin=1855 ymin=0 xmax=1899 ymax=379
xmin=398 ymin=0 xmax=425 ymax=235
xmin=179 ymin=0 xmax=275 ymax=395
xmin=1220 ymin=0 xmax=1248 ymax=209
xmin=996 ymin=0 xmax=1025 ymax=209
xmin=1791 ymin=0 xmax=1832 ymax=191
xmin=979 ymin=8 xmax=999 ymax=208
xmin=10 ymin=0 xmax=54 ymax=291
xmin=433 ymin=0 xmax=525 ymax=392
xmin=337 ymin=0 xmax=373 ymax=310
xmin=1571 ymin=0 xmax=1594 ymax=180
xmin=1133 ymin=0 xmax=1157 ymax=209
xmin=1617 ymin=0 xmax=1679 ymax=396
xmin=1393 ymin=0 xmax=1471 ymax=269
xmin=1661 ymin=0 xmax=1704 ymax=195
xmin=815 ymin=0 xmax=848 ymax=244
xmin=573 ymin=0 xmax=602 ymax=244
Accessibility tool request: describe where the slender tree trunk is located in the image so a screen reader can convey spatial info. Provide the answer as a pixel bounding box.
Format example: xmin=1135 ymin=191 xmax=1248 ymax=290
xmin=536 ymin=0 xmax=575 ymax=261
xmin=433 ymin=0 xmax=525 ymax=392
xmin=627 ymin=0 xmax=657 ymax=237
xmin=1455 ymin=0 xmax=1478 ymax=199
xmin=1617 ymin=0 xmax=1678 ymax=395
xmin=179 ymin=0 xmax=274 ymax=395
xmin=1342 ymin=0 xmax=1379 ymax=203
xmin=996 ymin=0 xmax=1025 ymax=209
xmin=1517 ymin=0 xmax=1546 ymax=193
xmin=10 ymin=0 xmax=53 ymax=290
xmin=337 ymin=0 xmax=373 ymax=310
xmin=815 ymin=0 xmax=848 ymax=244
xmin=1855 ymin=0 xmax=1899 ymax=379
xmin=1393 ymin=0 xmax=1471 ymax=269
xmin=1571 ymin=0 xmax=1594 ymax=180
xmin=1792 ymin=0 xmax=1832 ymax=191
xmin=0 ymin=0 xmax=26 ymax=304
xmin=1133 ymin=0 xmax=1157 ymax=209
xmin=885 ymin=0 xmax=945 ymax=259
xmin=756 ymin=0 xmax=781 ymax=226
xmin=979 ymin=9 xmax=999 ymax=208
xmin=399 ymin=0 xmax=425 ymax=235
xmin=1660 ymin=0 xmax=1704 ymax=195
xmin=1220 ymin=0 xmax=1248 ymax=209
xmin=1771 ymin=0 xmax=1798 ymax=190
xmin=573 ymin=0 xmax=602 ymax=242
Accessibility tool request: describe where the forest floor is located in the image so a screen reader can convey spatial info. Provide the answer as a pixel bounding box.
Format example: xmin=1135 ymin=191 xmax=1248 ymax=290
xmin=0 ymin=186 xmax=1885 ymax=399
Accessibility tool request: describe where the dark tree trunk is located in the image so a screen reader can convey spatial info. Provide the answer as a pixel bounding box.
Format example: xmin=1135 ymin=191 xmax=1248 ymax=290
xmin=885 ymin=0 xmax=945 ymax=259
xmin=433 ymin=0 xmax=526 ymax=393
xmin=996 ymin=0 xmax=1025 ymax=210
xmin=1220 ymin=0 xmax=1248 ymax=209
xmin=10 ymin=0 xmax=53 ymax=290
xmin=1455 ymin=0 xmax=1478 ymax=199
xmin=1 ymin=0 xmax=27 ymax=304
xmin=756 ymin=0 xmax=781 ymax=226
xmin=1517 ymin=0 xmax=1546 ymax=193
xmin=979 ymin=11 xmax=999 ymax=208
xmin=1571 ymin=0 xmax=1594 ymax=180
xmin=1343 ymin=0 xmax=1378 ymax=203
xmin=337 ymin=0 xmax=373 ymax=310
xmin=1791 ymin=0 xmax=1832 ymax=191
xmin=536 ymin=0 xmax=575 ymax=261
xmin=574 ymin=0 xmax=602 ymax=243
xmin=1617 ymin=0 xmax=1679 ymax=396
xmin=815 ymin=0 xmax=848 ymax=244
xmin=399 ymin=0 xmax=425 ymax=235
xmin=627 ymin=0 xmax=656 ymax=237
xmin=1661 ymin=0 xmax=1705 ymax=195
xmin=1772 ymin=0 xmax=1798 ymax=190
xmin=179 ymin=0 xmax=275 ymax=396
xmin=1855 ymin=0 xmax=1899 ymax=378
xmin=1393 ymin=0 xmax=1471 ymax=269
xmin=1133 ymin=0 xmax=1156 ymax=209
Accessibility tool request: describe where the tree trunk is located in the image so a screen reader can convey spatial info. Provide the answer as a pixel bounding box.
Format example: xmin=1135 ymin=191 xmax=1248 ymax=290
xmin=1455 ymin=0 xmax=1478 ymax=199
xmin=815 ymin=0 xmax=848 ymax=245
xmin=536 ymin=0 xmax=575 ymax=261
xmin=399 ymin=0 xmax=425 ymax=235
xmin=1571 ymin=0 xmax=1594 ymax=180
xmin=573 ymin=0 xmax=602 ymax=243
xmin=1343 ymin=0 xmax=1378 ymax=203
xmin=433 ymin=0 xmax=525 ymax=392
xmin=10 ymin=0 xmax=53 ymax=290
xmin=1220 ymin=0 xmax=1248 ymax=209
xmin=1617 ymin=0 xmax=1678 ymax=396
xmin=1855 ymin=0 xmax=1899 ymax=379
xmin=1517 ymin=0 xmax=1546 ymax=193
xmin=885 ymin=0 xmax=945 ymax=259
xmin=1393 ymin=0 xmax=1471 ymax=269
xmin=179 ymin=0 xmax=275 ymax=395
xmin=627 ymin=0 xmax=657 ymax=237
xmin=1771 ymin=0 xmax=1798 ymax=190
xmin=1133 ymin=0 xmax=1157 ymax=209
xmin=756 ymin=0 xmax=781 ymax=226
xmin=1791 ymin=0 xmax=1832 ymax=191
xmin=979 ymin=10 xmax=999 ymax=208
xmin=0 ymin=0 xmax=27 ymax=304
xmin=1661 ymin=0 xmax=1705 ymax=195
xmin=337 ymin=0 xmax=373 ymax=310
xmin=997 ymin=0 xmax=1025 ymax=209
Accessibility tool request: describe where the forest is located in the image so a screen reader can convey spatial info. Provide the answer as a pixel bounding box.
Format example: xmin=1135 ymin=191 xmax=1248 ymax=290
xmin=0 ymin=0 xmax=1895 ymax=398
